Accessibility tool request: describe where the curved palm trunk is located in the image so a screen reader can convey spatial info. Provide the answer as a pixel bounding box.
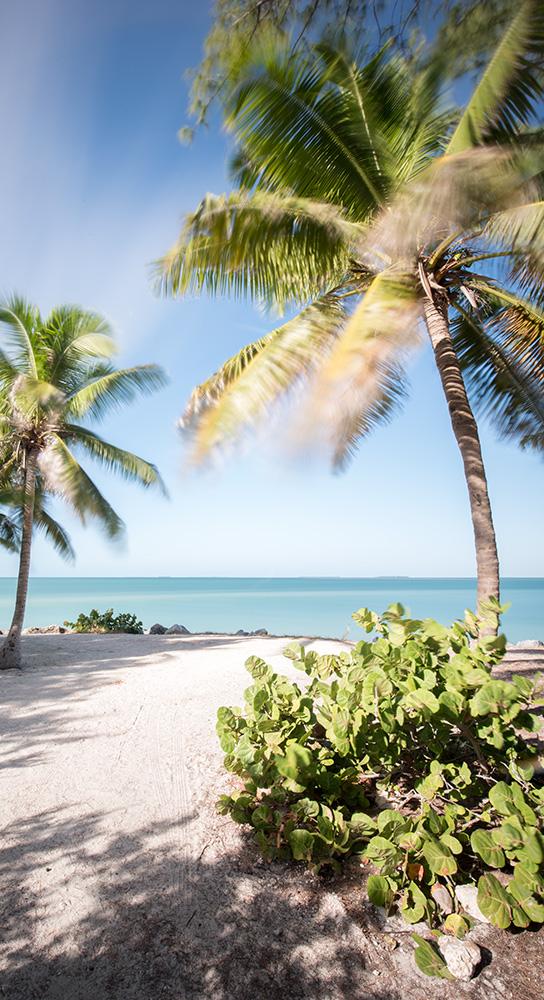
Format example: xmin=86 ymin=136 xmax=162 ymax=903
xmin=423 ymin=295 xmax=500 ymax=635
xmin=0 ymin=449 xmax=38 ymax=669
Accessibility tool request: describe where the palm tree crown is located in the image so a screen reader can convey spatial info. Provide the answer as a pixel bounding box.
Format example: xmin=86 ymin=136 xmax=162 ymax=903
xmin=0 ymin=296 xmax=167 ymax=667
xmin=157 ymin=0 xmax=544 ymax=626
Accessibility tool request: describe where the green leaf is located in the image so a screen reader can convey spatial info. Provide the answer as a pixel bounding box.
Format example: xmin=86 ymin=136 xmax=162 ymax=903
xmin=418 ymin=772 xmax=444 ymax=801
xmin=470 ymin=829 xmax=506 ymax=868
xmin=518 ymin=830 xmax=544 ymax=865
xmin=511 ymin=783 xmax=538 ymax=825
xmin=364 ymin=836 xmax=403 ymax=873
xmin=412 ymin=935 xmax=454 ymax=980
xmin=470 ymin=681 xmax=517 ymax=717
xmin=276 ymin=743 xmax=312 ymax=781
xmin=367 ymin=874 xmax=396 ymax=910
xmin=362 ymin=668 xmax=394 ymax=704
xmin=444 ymin=914 xmax=469 ymax=939
xmin=288 ymin=828 xmax=315 ymax=861
xmin=350 ymin=812 xmax=377 ymax=839
xmin=508 ymin=869 xmax=544 ymax=922
xmin=492 ymin=818 xmax=524 ymax=851
xmin=403 ymin=688 xmax=440 ymax=714
xmin=376 ymin=809 xmax=406 ymax=835
xmin=489 ymin=781 xmax=515 ymax=816
xmin=316 ymin=814 xmax=335 ymax=843
xmin=401 ymin=882 xmax=428 ymax=923
xmin=244 ymin=656 xmax=270 ymax=679
xmin=251 ymin=805 xmax=272 ymax=828
xmin=489 ymin=781 xmax=538 ymax=824
xmin=441 ymin=833 xmax=463 ymax=856
xmin=477 ymin=874 xmax=512 ymax=928
xmin=283 ymin=642 xmax=304 ymax=662
xmin=422 ymin=836 xmax=458 ymax=876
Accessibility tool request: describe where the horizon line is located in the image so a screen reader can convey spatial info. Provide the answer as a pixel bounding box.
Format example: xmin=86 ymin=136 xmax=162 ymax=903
xmin=0 ymin=575 xmax=542 ymax=582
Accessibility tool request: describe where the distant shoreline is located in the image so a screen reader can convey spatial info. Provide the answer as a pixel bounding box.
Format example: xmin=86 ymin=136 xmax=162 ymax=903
xmin=11 ymin=626 xmax=544 ymax=647
xmin=0 ymin=575 xmax=543 ymax=580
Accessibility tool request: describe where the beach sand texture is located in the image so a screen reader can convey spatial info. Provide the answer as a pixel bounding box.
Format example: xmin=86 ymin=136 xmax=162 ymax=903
xmin=1 ymin=634 xmax=543 ymax=1000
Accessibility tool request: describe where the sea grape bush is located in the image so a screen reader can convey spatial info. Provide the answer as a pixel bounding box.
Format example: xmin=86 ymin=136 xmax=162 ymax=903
xmin=65 ymin=608 xmax=143 ymax=634
xmin=216 ymin=604 xmax=544 ymax=947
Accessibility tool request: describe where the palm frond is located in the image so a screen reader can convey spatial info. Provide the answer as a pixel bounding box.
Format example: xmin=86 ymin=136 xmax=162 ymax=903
xmin=224 ymin=39 xmax=388 ymax=218
xmin=64 ymin=364 xmax=167 ymax=421
xmin=329 ymin=360 xmax=408 ymax=469
xmin=312 ymin=42 xmax=398 ymax=184
xmin=371 ymin=146 xmax=537 ymax=267
xmin=387 ymin=49 xmax=458 ymax=190
xmin=0 ymin=511 xmax=20 ymax=552
xmin=43 ymin=306 xmax=116 ymax=384
xmin=0 ymin=296 xmax=40 ymax=377
xmin=33 ymin=507 xmax=75 ymax=561
xmin=308 ymin=269 xmax=421 ymax=466
xmin=447 ymin=0 xmax=544 ymax=154
xmin=155 ymin=190 xmax=360 ymax=309
xmin=0 ymin=349 xmax=22 ymax=390
xmin=481 ymin=200 xmax=544 ymax=305
xmin=468 ymin=281 xmax=544 ymax=343
xmin=63 ymin=424 xmax=167 ymax=495
xmin=183 ymin=294 xmax=347 ymax=458
xmin=483 ymin=200 xmax=544 ymax=250
xmin=182 ymin=334 xmax=277 ymax=427
xmin=42 ymin=436 xmax=124 ymax=538
xmin=10 ymin=375 xmax=64 ymax=418
xmin=452 ymin=297 xmax=544 ymax=451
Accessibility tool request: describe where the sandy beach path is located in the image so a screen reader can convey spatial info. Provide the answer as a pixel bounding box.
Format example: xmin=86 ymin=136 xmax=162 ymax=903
xmin=1 ymin=634 xmax=543 ymax=1000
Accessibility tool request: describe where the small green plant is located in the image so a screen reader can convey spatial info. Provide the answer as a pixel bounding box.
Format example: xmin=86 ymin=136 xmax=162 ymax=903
xmin=65 ymin=608 xmax=143 ymax=634
xmin=216 ymin=603 xmax=544 ymax=974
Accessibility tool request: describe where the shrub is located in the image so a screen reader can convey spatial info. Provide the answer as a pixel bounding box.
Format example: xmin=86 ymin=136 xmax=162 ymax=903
xmin=216 ymin=603 xmax=544 ymax=966
xmin=65 ymin=608 xmax=143 ymax=634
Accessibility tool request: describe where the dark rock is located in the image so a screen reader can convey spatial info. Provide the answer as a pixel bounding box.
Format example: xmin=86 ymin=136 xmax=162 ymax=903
xmin=252 ymin=629 xmax=269 ymax=636
xmin=235 ymin=629 xmax=250 ymax=636
xmin=165 ymin=624 xmax=191 ymax=635
xmin=24 ymin=624 xmax=67 ymax=634
xmin=149 ymin=623 xmax=167 ymax=635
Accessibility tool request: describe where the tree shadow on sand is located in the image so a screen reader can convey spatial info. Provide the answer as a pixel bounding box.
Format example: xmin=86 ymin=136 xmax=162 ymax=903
xmin=2 ymin=805 xmax=544 ymax=1000
xmin=0 ymin=805 xmax=399 ymax=1000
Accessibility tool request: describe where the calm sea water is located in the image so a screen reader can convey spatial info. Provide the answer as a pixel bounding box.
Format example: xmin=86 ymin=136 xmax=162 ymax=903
xmin=0 ymin=577 xmax=541 ymax=642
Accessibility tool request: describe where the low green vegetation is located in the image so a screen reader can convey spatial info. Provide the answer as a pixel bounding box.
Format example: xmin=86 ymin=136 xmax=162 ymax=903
xmin=65 ymin=609 xmax=144 ymax=634
xmin=216 ymin=604 xmax=544 ymax=970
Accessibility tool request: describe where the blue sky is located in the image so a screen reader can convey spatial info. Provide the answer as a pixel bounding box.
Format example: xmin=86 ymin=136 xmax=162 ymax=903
xmin=0 ymin=0 xmax=542 ymax=578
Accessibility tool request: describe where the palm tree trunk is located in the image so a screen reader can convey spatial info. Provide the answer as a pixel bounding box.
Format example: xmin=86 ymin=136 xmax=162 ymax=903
xmin=423 ymin=294 xmax=500 ymax=634
xmin=0 ymin=449 xmax=38 ymax=669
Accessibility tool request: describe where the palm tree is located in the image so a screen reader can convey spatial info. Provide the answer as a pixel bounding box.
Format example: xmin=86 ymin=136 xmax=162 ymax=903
xmin=0 ymin=475 xmax=75 ymax=560
xmin=157 ymin=1 xmax=544 ymax=632
xmin=0 ymin=297 xmax=167 ymax=669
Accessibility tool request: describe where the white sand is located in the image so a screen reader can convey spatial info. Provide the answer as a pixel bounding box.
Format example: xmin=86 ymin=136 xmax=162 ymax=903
xmin=1 ymin=634 xmax=543 ymax=1000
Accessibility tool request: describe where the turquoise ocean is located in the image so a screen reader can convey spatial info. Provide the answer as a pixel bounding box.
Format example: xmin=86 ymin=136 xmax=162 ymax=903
xmin=0 ymin=577 xmax=542 ymax=641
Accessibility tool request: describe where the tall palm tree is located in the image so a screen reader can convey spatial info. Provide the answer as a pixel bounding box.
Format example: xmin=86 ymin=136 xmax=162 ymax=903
xmin=157 ymin=1 xmax=544 ymax=632
xmin=0 ymin=297 xmax=167 ymax=669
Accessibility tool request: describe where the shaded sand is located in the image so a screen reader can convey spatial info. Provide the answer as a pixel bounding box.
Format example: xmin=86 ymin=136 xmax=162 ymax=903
xmin=1 ymin=633 xmax=543 ymax=1000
